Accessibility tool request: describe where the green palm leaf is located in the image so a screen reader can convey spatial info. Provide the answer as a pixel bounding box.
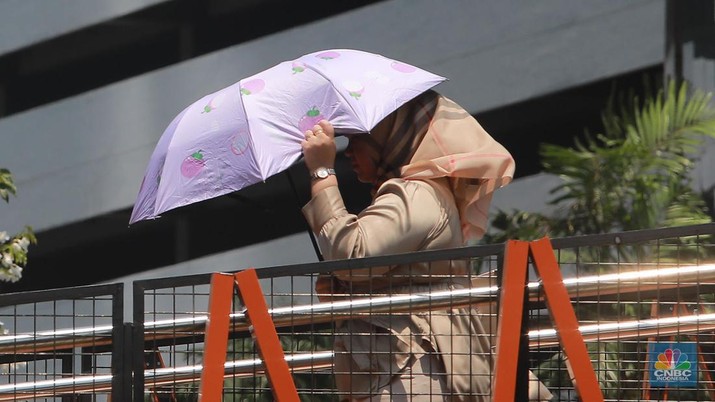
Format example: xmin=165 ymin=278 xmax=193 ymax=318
xmin=503 ymin=77 xmax=715 ymax=240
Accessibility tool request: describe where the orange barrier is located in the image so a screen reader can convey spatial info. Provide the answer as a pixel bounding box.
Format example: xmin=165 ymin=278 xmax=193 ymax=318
xmin=234 ymin=269 xmax=299 ymax=402
xmin=199 ymin=269 xmax=299 ymax=402
xmin=493 ymin=237 xmax=605 ymax=402
xmin=198 ymin=273 xmax=235 ymax=402
xmin=493 ymin=240 xmax=529 ymax=401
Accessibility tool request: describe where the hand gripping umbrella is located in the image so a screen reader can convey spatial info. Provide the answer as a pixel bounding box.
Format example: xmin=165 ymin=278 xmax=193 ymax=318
xmin=129 ymin=49 xmax=446 ymax=255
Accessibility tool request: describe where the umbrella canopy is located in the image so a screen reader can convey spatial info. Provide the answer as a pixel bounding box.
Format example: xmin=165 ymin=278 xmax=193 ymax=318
xmin=129 ymin=48 xmax=446 ymax=224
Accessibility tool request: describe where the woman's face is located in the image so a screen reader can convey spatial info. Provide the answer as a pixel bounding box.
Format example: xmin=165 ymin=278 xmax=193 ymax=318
xmin=345 ymin=135 xmax=378 ymax=184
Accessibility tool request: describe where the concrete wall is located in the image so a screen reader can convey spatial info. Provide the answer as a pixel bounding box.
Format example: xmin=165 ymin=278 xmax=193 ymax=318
xmin=0 ymin=0 xmax=666 ymax=235
xmin=0 ymin=0 xmax=169 ymax=56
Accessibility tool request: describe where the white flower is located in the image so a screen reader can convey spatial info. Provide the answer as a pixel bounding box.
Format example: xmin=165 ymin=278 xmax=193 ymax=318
xmin=0 ymin=269 xmax=13 ymax=282
xmin=1 ymin=252 xmax=12 ymax=267
xmin=11 ymin=237 xmax=30 ymax=252
xmin=8 ymin=265 xmax=22 ymax=281
xmin=0 ymin=231 xmax=8 ymax=243
xmin=0 ymin=264 xmax=22 ymax=282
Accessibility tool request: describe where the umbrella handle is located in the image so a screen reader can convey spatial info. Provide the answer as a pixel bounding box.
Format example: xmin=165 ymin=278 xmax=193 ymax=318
xmin=285 ymin=169 xmax=324 ymax=262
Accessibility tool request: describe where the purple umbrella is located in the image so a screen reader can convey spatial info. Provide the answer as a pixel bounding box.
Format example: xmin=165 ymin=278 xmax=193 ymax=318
xmin=129 ymin=49 xmax=446 ymax=225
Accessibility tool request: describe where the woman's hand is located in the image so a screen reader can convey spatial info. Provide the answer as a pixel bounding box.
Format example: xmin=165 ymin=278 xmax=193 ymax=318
xmin=302 ymin=120 xmax=339 ymax=196
xmin=301 ymin=120 xmax=336 ymax=173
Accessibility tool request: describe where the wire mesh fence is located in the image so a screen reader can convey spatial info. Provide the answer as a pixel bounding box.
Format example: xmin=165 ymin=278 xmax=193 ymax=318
xmin=134 ymin=223 xmax=715 ymax=401
xmin=0 ymin=223 xmax=714 ymax=401
xmin=533 ymin=225 xmax=715 ymax=401
xmin=0 ymin=283 xmax=124 ymax=401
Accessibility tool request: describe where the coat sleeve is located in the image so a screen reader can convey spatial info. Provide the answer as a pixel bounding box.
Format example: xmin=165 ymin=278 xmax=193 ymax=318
xmin=302 ymin=180 xmax=444 ymax=280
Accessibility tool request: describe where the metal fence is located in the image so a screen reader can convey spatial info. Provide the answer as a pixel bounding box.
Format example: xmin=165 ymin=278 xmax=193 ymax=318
xmin=0 ymin=223 xmax=714 ymax=401
xmin=0 ymin=283 xmax=125 ymax=401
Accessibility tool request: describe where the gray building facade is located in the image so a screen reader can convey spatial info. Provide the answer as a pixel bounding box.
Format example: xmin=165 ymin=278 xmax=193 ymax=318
xmin=0 ymin=0 xmax=712 ymax=291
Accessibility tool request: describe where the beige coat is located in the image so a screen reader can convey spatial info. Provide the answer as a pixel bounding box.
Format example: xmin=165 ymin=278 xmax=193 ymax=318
xmin=305 ymin=178 xmax=494 ymax=400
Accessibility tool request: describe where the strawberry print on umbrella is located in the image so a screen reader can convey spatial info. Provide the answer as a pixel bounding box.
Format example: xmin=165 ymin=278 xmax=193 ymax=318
xmin=129 ymin=48 xmax=446 ymax=224
xmin=240 ymin=79 xmax=265 ymax=95
xmin=298 ymin=106 xmax=325 ymax=133
xmin=180 ymin=150 xmax=206 ymax=178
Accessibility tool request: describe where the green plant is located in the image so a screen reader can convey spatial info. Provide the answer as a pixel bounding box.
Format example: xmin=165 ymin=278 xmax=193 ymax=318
xmin=487 ymin=78 xmax=715 ymax=262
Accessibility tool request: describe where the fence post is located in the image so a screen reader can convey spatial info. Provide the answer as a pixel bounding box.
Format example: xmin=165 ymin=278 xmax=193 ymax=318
xmin=119 ymin=323 xmax=133 ymax=402
xmin=493 ymin=237 xmax=605 ymax=401
xmin=530 ymin=237 xmax=604 ymax=402
xmin=493 ymin=240 xmax=530 ymax=401
xmin=198 ymin=273 xmax=236 ymax=402
xmin=234 ymin=269 xmax=300 ymax=402
xmin=198 ymin=270 xmax=300 ymax=402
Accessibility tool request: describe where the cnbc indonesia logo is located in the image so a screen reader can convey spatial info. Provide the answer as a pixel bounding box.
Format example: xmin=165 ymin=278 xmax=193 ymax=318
xmin=654 ymin=349 xmax=691 ymax=380
xmin=650 ymin=343 xmax=697 ymax=387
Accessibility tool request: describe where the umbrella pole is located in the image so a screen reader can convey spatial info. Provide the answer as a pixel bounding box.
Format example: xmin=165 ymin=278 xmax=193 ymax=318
xmin=285 ymin=170 xmax=324 ymax=262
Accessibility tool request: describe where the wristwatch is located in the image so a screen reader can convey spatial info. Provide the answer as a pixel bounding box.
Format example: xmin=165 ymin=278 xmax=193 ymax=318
xmin=311 ymin=167 xmax=336 ymax=180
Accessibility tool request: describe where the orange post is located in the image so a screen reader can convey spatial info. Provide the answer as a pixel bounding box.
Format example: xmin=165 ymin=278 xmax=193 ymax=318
xmin=198 ymin=273 xmax=236 ymax=402
xmin=234 ymin=268 xmax=300 ymax=402
xmin=493 ymin=240 xmax=530 ymax=401
xmin=530 ymin=237 xmax=604 ymax=402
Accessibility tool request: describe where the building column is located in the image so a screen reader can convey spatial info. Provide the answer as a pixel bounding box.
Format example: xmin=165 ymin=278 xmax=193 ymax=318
xmin=665 ymin=0 xmax=715 ymax=205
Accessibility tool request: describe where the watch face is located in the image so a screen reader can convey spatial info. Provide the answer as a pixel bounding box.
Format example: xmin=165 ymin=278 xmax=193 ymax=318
xmin=312 ymin=167 xmax=334 ymax=179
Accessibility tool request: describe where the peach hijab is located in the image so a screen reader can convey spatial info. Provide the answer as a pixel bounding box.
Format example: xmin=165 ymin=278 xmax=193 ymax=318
xmin=365 ymin=90 xmax=515 ymax=241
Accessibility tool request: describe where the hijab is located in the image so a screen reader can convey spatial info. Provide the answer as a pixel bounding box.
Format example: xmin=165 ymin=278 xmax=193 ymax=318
xmin=365 ymin=90 xmax=516 ymax=241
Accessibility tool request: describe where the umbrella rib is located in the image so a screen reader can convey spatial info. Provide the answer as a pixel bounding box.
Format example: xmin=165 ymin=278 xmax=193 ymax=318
xmin=303 ymin=63 xmax=368 ymax=133
xmin=235 ymin=85 xmax=269 ymax=181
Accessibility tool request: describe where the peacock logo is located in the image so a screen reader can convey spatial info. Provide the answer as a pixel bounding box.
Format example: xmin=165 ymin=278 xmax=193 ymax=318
xmin=650 ymin=343 xmax=696 ymax=386
xmin=654 ymin=348 xmax=691 ymax=371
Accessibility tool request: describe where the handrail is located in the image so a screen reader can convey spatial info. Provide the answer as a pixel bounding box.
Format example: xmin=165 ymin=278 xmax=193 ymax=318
xmin=3 ymin=310 xmax=715 ymax=400
xmin=0 ymin=352 xmax=333 ymax=401
xmin=529 ymin=312 xmax=715 ymax=347
xmin=1 ymin=264 xmax=713 ymax=354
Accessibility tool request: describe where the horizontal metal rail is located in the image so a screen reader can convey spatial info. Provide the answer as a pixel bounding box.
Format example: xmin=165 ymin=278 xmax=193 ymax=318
xmin=3 ymin=310 xmax=715 ymax=400
xmin=2 ymin=264 xmax=713 ymax=354
xmin=0 ymin=324 xmax=114 ymax=354
xmin=0 ymin=351 xmax=333 ymax=401
xmin=529 ymin=312 xmax=715 ymax=347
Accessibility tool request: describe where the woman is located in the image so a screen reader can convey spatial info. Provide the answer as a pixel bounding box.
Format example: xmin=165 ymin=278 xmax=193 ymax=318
xmin=301 ymin=90 xmax=551 ymax=401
